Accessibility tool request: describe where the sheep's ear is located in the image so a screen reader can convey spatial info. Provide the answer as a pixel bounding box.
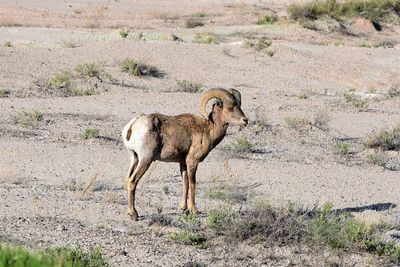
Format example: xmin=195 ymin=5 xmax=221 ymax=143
xmin=229 ymin=88 xmax=241 ymax=106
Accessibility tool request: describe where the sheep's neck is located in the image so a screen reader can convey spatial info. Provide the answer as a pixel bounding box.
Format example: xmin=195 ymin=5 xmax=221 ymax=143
xmin=208 ymin=111 xmax=228 ymax=148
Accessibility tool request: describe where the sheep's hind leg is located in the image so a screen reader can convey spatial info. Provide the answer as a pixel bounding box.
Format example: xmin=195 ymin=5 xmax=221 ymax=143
xmin=127 ymin=159 xmax=152 ymax=221
xmin=125 ymin=151 xmax=138 ymax=191
xmin=179 ymin=163 xmax=189 ymax=212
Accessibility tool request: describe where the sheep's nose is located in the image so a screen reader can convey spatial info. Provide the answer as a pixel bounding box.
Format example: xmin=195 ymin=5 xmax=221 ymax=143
xmin=242 ymin=117 xmax=248 ymax=126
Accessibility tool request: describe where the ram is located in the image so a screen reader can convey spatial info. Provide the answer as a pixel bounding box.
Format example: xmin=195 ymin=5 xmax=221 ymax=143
xmin=122 ymin=88 xmax=248 ymax=221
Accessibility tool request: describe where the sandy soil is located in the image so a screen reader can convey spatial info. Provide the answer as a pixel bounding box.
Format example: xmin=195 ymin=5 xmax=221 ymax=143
xmin=0 ymin=0 xmax=400 ymax=266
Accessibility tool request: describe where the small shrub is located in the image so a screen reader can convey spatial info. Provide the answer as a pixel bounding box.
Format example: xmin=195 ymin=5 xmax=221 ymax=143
xmin=368 ymin=152 xmax=389 ymax=167
xmin=120 ymin=58 xmax=162 ymax=77
xmin=74 ymin=63 xmax=102 ymax=78
xmin=4 ymin=41 xmax=13 ymax=47
xmin=230 ymin=136 xmax=255 ymax=153
xmin=81 ymin=128 xmax=100 ymax=140
xmin=206 ymin=206 xmax=236 ymax=231
xmin=284 ymin=117 xmax=310 ymax=131
xmin=119 ymin=28 xmax=129 ymax=38
xmin=191 ymin=12 xmax=206 ymax=18
xmin=177 ymin=213 xmax=202 ymax=232
xmin=298 ymin=92 xmax=309 ymax=99
xmin=333 ymin=142 xmax=350 ymax=155
xmin=69 ymin=87 xmax=97 ymax=96
xmin=343 ymin=89 xmax=369 ymax=110
xmin=313 ymin=112 xmax=330 ymax=131
xmin=387 ymin=84 xmax=400 ymax=98
xmin=12 ymin=110 xmax=43 ymax=128
xmin=287 ymin=0 xmax=400 ymax=23
xmin=0 ymin=88 xmax=10 ymax=98
xmin=243 ymin=37 xmax=272 ymax=51
xmin=256 ymin=14 xmax=278 ymax=25
xmin=366 ymin=126 xmax=400 ymax=150
xmin=162 ymin=185 xmax=170 ymax=194
xmin=185 ymin=19 xmax=204 ymax=28
xmin=149 ymin=207 xmax=172 ymax=226
xmin=62 ymin=39 xmax=79 ymax=48
xmin=194 ymin=33 xmax=218 ymax=44
xmin=176 ymin=80 xmax=203 ymax=93
xmin=168 ymin=230 xmax=207 ymax=248
xmin=47 ymin=70 xmax=73 ymax=89
xmin=265 ymin=49 xmax=275 ymax=57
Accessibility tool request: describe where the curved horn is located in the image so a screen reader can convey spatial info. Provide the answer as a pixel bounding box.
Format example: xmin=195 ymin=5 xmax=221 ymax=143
xmin=229 ymin=88 xmax=241 ymax=107
xmin=199 ymin=88 xmax=232 ymax=119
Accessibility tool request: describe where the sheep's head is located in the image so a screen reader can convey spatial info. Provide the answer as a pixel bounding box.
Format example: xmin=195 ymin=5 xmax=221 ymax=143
xmin=199 ymin=88 xmax=248 ymax=126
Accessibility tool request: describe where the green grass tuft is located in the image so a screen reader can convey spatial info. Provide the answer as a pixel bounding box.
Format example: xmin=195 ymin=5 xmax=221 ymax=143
xmin=12 ymin=110 xmax=43 ymax=128
xmin=0 ymin=245 xmax=111 ymax=267
xmin=168 ymin=231 xmax=207 ymax=249
xmin=256 ymin=14 xmax=278 ymax=25
xmin=185 ymin=19 xmax=204 ymax=28
xmin=120 ymin=59 xmax=162 ymax=77
xmin=366 ymin=126 xmax=400 ymax=150
xmin=81 ymin=128 xmax=100 ymax=140
xmin=230 ymin=136 xmax=255 ymax=153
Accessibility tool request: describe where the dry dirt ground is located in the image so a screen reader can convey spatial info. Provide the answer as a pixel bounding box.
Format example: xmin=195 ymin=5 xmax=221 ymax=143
xmin=1 ymin=0 xmax=400 ymax=266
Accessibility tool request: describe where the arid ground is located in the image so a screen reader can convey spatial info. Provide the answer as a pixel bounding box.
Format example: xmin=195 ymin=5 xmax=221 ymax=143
xmin=1 ymin=0 xmax=400 ymax=266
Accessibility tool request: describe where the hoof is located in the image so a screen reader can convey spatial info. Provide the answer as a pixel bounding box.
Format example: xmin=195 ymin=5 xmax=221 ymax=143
xmin=127 ymin=210 xmax=138 ymax=221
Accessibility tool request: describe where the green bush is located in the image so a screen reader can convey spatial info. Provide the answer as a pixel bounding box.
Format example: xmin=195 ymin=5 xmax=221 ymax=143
xmin=185 ymin=20 xmax=204 ymax=28
xmin=120 ymin=59 xmax=162 ymax=77
xmin=366 ymin=126 xmax=400 ymax=150
xmin=81 ymin=128 xmax=100 ymax=140
xmin=0 ymin=245 xmax=111 ymax=267
xmin=256 ymin=14 xmax=278 ymax=25
xmin=288 ymin=0 xmax=400 ymax=23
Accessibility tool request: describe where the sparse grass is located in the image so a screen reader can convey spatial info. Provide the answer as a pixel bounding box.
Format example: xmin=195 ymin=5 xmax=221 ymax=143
xmin=387 ymin=84 xmax=400 ymax=98
xmin=81 ymin=128 xmax=100 ymax=140
xmin=287 ymin=0 xmax=400 ymax=24
xmin=284 ymin=117 xmax=310 ymax=131
xmin=204 ymin=189 xmax=226 ymax=200
xmin=119 ymin=28 xmax=129 ymax=38
xmin=205 ymin=201 xmax=400 ymax=264
xmin=229 ymin=136 xmax=255 ymax=153
xmin=176 ymin=213 xmax=202 ymax=232
xmin=243 ymin=37 xmax=272 ymax=51
xmin=62 ymin=39 xmax=79 ymax=48
xmin=74 ymin=63 xmax=102 ymax=78
xmin=206 ymin=206 xmax=236 ymax=231
xmin=298 ymin=92 xmax=309 ymax=99
xmin=191 ymin=12 xmax=206 ymax=18
xmin=194 ymin=33 xmax=218 ymax=44
xmin=120 ymin=58 xmax=162 ymax=77
xmin=168 ymin=230 xmax=207 ymax=248
xmin=333 ymin=142 xmax=350 ymax=155
xmin=4 ymin=41 xmax=13 ymax=47
xmin=185 ymin=19 xmax=204 ymax=28
xmin=368 ymin=151 xmax=389 ymax=167
xmin=69 ymin=87 xmax=97 ymax=96
xmin=149 ymin=207 xmax=173 ymax=226
xmin=343 ymin=89 xmax=369 ymax=110
xmin=313 ymin=112 xmax=330 ymax=131
xmin=256 ymin=14 xmax=278 ymax=25
xmin=0 ymin=88 xmax=10 ymax=98
xmin=12 ymin=110 xmax=43 ymax=128
xmin=162 ymin=185 xmax=170 ymax=194
xmin=265 ymin=49 xmax=275 ymax=57
xmin=175 ymin=80 xmax=203 ymax=93
xmin=47 ymin=70 xmax=73 ymax=90
xmin=0 ymin=245 xmax=111 ymax=267
xmin=375 ymin=39 xmax=396 ymax=48
xmin=366 ymin=126 xmax=400 ymax=150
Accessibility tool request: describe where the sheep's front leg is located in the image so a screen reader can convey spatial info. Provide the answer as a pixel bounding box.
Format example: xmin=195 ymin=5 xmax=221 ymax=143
xmin=186 ymin=160 xmax=199 ymax=214
xmin=180 ymin=163 xmax=189 ymax=211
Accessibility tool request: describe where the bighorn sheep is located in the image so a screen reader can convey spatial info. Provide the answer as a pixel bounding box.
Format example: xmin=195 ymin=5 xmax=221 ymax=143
xmin=122 ymin=88 xmax=248 ymax=221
